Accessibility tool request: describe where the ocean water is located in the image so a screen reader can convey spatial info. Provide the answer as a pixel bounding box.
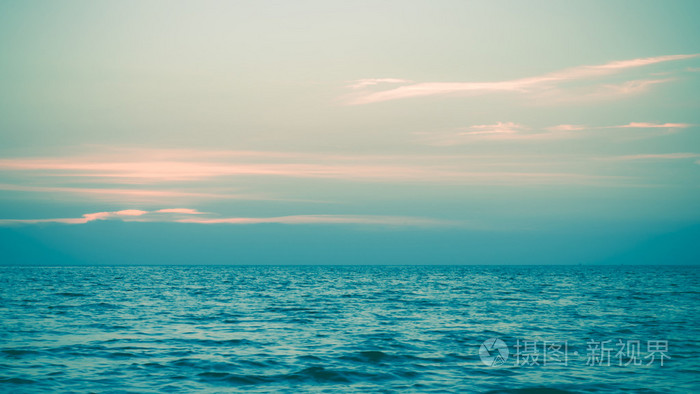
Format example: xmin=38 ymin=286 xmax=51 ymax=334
xmin=0 ymin=265 xmax=698 ymax=393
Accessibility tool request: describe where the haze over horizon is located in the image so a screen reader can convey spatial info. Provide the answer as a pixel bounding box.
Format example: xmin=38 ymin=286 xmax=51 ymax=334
xmin=1 ymin=1 xmax=699 ymax=265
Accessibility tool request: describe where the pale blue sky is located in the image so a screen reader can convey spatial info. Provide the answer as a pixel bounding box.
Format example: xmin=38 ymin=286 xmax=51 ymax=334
xmin=1 ymin=1 xmax=699 ymax=264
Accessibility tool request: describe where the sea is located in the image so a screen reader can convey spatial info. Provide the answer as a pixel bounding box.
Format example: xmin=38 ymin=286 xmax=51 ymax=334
xmin=0 ymin=265 xmax=698 ymax=393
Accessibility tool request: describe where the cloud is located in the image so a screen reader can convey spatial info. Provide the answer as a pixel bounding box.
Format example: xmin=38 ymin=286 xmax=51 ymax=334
xmin=458 ymin=122 xmax=524 ymax=136
xmin=585 ymin=54 xmax=697 ymax=70
xmin=547 ymin=124 xmax=586 ymax=131
xmin=0 ymin=209 xmax=149 ymax=225
xmin=603 ymin=153 xmax=700 ymax=161
xmin=346 ymin=78 xmax=413 ymax=89
xmin=0 ymin=148 xmax=620 ymax=186
xmin=0 ymin=184 xmax=253 ymax=202
xmin=343 ymin=54 xmax=699 ymax=105
xmin=0 ymin=209 xmax=454 ymax=227
xmin=533 ymin=78 xmax=674 ymax=104
xmin=542 ymin=121 xmax=692 ymax=134
xmin=598 ymin=79 xmax=671 ymax=95
xmin=547 ymin=121 xmax=693 ymax=132
xmin=613 ymin=122 xmax=692 ymax=129
xmin=420 ymin=122 xmax=524 ymax=145
xmin=0 ymin=157 xmax=429 ymax=181
xmin=176 ymin=215 xmax=454 ymax=226
xmin=523 ymin=77 xmax=677 ymax=105
xmin=417 ymin=118 xmax=695 ymax=147
xmin=155 ymin=208 xmax=205 ymax=214
xmin=419 ymin=121 xmax=581 ymax=145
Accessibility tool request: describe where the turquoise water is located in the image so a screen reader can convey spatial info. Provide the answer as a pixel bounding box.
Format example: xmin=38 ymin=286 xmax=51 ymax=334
xmin=0 ymin=265 xmax=698 ymax=393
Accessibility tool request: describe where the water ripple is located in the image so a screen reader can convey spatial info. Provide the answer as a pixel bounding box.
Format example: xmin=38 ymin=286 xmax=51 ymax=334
xmin=0 ymin=265 xmax=698 ymax=392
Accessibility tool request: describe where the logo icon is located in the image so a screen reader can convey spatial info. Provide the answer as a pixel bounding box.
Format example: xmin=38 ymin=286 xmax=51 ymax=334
xmin=480 ymin=338 xmax=509 ymax=366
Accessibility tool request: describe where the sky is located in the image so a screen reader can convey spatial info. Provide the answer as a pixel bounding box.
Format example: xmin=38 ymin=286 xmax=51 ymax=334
xmin=1 ymin=0 xmax=699 ymax=265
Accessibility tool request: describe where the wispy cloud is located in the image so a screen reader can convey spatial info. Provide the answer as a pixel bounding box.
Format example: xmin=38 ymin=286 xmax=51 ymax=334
xmin=0 ymin=148 xmax=620 ymax=186
xmin=586 ymin=54 xmax=698 ymax=70
xmin=547 ymin=124 xmax=586 ymax=132
xmin=0 ymin=209 xmax=150 ymax=225
xmin=0 ymin=184 xmax=253 ymax=202
xmin=419 ymin=122 xmax=579 ymax=145
xmin=532 ymin=78 xmax=674 ymax=104
xmin=155 ymin=208 xmax=206 ymax=214
xmin=346 ymin=78 xmax=413 ymax=89
xmin=613 ymin=122 xmax=692 ymax=129
xmin=599 ymin=78 xmax=671 ymax=95
xmin=343 ymin=54 xmax=699 ymax=105
xmin=176 ymin=214 xmax=454 ymax=226
xmin=457 ymin=122 xmax=524 ymax=136
xmin=418 ymin=119 xmax=695 ymax=147
xmin=0 ymin=209 xmax=454 ymax=227
xmin=602 ymin=153 xmax=700 ymax=161
xmin=547 ymin=122 xmax=692 ymax=131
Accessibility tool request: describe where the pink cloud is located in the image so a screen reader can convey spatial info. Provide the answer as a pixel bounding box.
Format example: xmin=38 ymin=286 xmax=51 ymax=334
xmin=344 ymin=80 xmax=540 ymax=105
xmin=346 ymin=78 xmax=413 ymax=89
xmin=459 ymin=122 xmax=524 ymax=136
xmin=0 ymin=147 xmax=628 ymax=191
xmin=0 ymin=159 xmax=436 ymax=181
xmin=547 ymin=124 xmax=586 ymax=131
xmin=114 ymin=209 xmax=148 ymax=216
xmin=591 ymin=54 xmax=698 ymax=70
xmin=614 ymin=122 xmax=692 ymax=129
xmin=416 ymin=117 xmax=694 ymax=147
xmin=598 ymin=78 xmax=671 ymax=95
xmin=421 ymin=122 xmax=581 ymax=145
xmin=0 ymin=210 xmax=455 ymax=227
xmin=155 ymin=208 xmax=205 ymax=214
xmin=604 ymin=153 xmax=699 ymax=161
xmin=534 ymin=79 xmax=675 ymax=104
xmin=175 ymin=215 xmax=454 ymax=226
xmin=344 ymin=54 xmax=699 ymax=105
xmin=0 ymin=184 xmax=258 ymax=202
xmin=540 ymin=122 xmax=693 ymax=133
xmin=0 ymin=155 xmax=605 ymax=184
xmin=0 ymin=209 xmax=148 ymax=225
